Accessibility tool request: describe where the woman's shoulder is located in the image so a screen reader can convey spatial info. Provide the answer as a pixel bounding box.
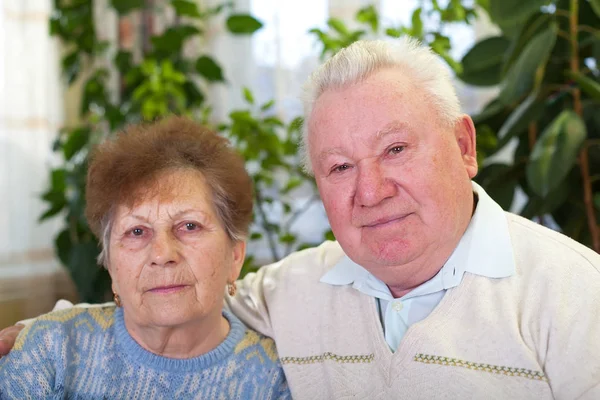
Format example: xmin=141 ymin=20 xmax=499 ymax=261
xmin=224 ymin=310 xmax=280 ymax=365
xmin=234 ymin=328 xmax=279 ymax=362
xmin=13 ymin=305 xmax=117 ymax=352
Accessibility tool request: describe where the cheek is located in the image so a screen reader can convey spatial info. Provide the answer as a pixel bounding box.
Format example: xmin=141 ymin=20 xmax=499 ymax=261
xmin=321 ymin=191 xmax=350 ymax=228
xmin=186 ymin=243 xmax=231 ymax=283
xmin=109 ymin=247 xmax=144 ymax=290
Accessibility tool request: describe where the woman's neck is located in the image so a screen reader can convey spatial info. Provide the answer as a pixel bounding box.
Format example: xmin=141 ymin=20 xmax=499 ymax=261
xmin=124 ymin=310 xmax=230 ymax=359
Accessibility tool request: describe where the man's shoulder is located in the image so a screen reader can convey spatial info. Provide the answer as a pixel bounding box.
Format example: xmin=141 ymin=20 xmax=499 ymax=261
xmin=505 ymin=212 xmax=600 ymax=278
xmin=261 ymin=240 xmax=346 ymax=280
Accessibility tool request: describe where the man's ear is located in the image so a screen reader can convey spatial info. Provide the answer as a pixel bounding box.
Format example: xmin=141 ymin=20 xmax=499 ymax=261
xmin=455 ymin=114 xmax=478 ymax=179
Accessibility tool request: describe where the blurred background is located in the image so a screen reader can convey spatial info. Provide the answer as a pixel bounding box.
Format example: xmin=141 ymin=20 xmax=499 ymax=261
xmin=1 ymin=0 xmax=599 ymax=326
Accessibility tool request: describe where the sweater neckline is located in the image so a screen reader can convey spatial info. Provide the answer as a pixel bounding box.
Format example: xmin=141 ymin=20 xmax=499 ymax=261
xmin=114 ymin=307 xmax=246 ymax=372
xmin=367 ymin=272 xmax=473 ymax=363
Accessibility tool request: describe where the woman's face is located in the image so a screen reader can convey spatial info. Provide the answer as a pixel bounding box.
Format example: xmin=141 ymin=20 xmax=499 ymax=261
xmin=107 ymin=168 xmax=245 ymax=329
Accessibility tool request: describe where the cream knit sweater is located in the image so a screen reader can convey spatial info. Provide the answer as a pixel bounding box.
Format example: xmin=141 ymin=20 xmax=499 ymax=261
xmin=227 ymin=213 xmax=600 ymax=399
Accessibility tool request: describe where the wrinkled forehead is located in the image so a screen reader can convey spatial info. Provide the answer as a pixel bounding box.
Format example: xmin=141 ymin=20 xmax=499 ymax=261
xmin=115 ymin=168 xmax=212 ymax=216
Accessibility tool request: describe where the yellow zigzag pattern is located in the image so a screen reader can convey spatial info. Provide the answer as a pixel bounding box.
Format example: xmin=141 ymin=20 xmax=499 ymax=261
xmin=14 ymin=307 xmax=115 ymax=351
xmin=234 ymin=330 xmax=279 ymax=363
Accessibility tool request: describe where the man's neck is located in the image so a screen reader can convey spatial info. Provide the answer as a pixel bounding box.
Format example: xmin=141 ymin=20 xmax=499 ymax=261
xmin=384 ymin=193 xmax=478 ymax=298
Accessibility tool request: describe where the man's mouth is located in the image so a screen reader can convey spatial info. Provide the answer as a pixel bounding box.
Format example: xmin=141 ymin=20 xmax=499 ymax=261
xmin=363 ymin=213 xmax=411 ymax=228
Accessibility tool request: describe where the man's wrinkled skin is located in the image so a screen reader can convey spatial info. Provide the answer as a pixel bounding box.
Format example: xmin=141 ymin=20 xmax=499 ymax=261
xmin=0 ymin=325 xmax=23 ymax=358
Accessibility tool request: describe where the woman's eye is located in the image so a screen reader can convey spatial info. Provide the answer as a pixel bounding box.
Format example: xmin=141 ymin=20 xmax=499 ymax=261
xmin=132 ymin=228 xmax=144 ymax=236
xmin=389 ymin=146 xmax=405 ymax=155
xmin=185 ymin=222 xmax=198 ymax=231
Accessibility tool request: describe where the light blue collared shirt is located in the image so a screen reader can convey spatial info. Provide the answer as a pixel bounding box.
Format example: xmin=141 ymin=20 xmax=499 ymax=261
xmin=320 ymin=182 xmax=516 ymax=351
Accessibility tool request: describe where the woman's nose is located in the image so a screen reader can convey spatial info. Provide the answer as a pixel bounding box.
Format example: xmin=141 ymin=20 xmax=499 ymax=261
xmin=149 ymin=231 xmax=180 ymax=267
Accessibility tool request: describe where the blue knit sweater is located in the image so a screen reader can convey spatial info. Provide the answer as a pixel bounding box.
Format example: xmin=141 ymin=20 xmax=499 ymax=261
xmin=0 ymin=306 xmax=290 ymax=399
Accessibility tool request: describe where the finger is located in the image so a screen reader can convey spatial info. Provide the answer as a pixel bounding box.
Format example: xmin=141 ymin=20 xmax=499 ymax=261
xmin=0 ymin=324 xmax=25 ymax=357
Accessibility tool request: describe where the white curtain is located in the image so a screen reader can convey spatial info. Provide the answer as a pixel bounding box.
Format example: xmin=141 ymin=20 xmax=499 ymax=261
xmin=0 ymin=0 xmax=67 ymax=325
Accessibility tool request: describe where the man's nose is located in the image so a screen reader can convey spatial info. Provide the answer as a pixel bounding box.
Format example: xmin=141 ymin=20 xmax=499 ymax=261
xmin=354 ymin=163 xmax=396 ymax=207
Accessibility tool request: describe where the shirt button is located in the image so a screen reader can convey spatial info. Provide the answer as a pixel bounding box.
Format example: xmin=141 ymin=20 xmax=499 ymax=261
xmin=392 ymin=302 xmax=404 ymax=312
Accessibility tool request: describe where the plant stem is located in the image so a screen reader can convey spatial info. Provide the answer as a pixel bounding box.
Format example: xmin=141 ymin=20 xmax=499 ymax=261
xmin=580 ymin=145 xmax=600 ymax=250
xmin=570 ymin=0 xmax=600 ymax=251
xmin=528 ymin=122 xmax=537 ymax=151
xmin=254 ymin=190 xmax=281 ymax=261
xmin=578 ymin=25 xmax=600 ymax=35
xmin=283 ymin=194 xmax=320 ymax=254
xmin=569 ymin=0 xmax=582 ymax=116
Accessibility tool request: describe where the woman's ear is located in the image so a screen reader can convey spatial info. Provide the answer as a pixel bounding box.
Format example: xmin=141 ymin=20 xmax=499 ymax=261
xmin=229 ymin=240 xmax=246 ymax=283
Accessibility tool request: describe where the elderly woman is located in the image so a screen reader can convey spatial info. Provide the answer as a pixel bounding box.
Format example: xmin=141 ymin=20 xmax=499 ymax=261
xmin=0 ymin=117 xmax=290 ymax=399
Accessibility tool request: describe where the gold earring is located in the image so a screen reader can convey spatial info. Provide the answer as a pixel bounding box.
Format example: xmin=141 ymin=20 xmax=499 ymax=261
xmin=227 ymin=282 xmax=237 ymax=297
xmin=113 ymin=292 xmax=122 ymax=307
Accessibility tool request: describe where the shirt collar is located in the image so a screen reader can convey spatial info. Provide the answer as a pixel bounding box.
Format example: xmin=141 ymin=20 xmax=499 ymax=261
xmin=320 ymin=181 xmax=516 ymax=299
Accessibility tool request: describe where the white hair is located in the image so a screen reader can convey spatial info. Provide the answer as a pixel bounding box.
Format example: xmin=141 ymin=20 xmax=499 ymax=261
xmin=300 ymin=37 xmax=462 ymax=174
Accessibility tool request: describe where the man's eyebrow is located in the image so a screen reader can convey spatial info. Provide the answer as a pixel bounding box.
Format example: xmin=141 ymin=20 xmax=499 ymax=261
xmin=318 ymin=147 xmax=345 ymax=163
xmin=375 ymin=121 xmax=411 ymax=140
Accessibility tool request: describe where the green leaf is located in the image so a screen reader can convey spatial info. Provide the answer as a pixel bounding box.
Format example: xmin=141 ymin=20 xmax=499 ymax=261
xmin=283 ymin=177 xmax=303 ymax=194
xmin=226 ymin=14 xmax=263 ymax=35
xmin=110 ymin=0 xmax=144 ymax=15
xmin=243 ymin=87 xmax=254 ymax=105
xmin=51 ymin=168 xmax=67 ymax=193
xmin=324 ymin=230 xmax=335 ymax=241
xmin=385 ymin=28 xmax=403 ymax=38
xmin=260 ymin=99 xmax=275 ymax=112
xmin=488 ymin=0 xmax=550 ymax=25
xmin=459 ymin=36 xmax=511 ymax=86
xmin=183 ymin=81 xmax=205 ymax=107
xmin=472 ymin=99 xmax=507 ymax=125
xmin=410 ymin=8 xmax=423 ymax=38
xmin=151 ymin=25 xmax=201 ymax=53
xmin=39 ymin=201 xmax=66 ymax=221
xmin=328 ymin=18 xmax=349 ymax=36
xmin=55 ymin=229 xmax=72 ymax=266
xmin=279 ymin=233 xmax=297 ymax=244
xmin=526 ymin=110 xmax=587 ymax=197
xmin=172 ymin=0 xmax=202 ymax=18
xmin=195 ymin=55 xmax=224 ymax=82
xmin=498 ymin=26 xmax=557 ymax=105
xmin=249 ymin=232 xmax=263 ymax=240
xmin=63 ymin=127 xmax=90 ymax=161
xmin=356 ymin=5 xmax=379 ymax=32
xmin=62 ymin=50 xmax=81 ymax=85
xmin=590 ymin=0 xmax=600 ymax=18
xmin=114 ymin=50 xmax=133 ymax=74
xmin=501 ymin=12 xmax=552 ymax=75
xmin=496 ymin=91 xmax=545 ymax=146
xmin=475 ymin=163 xmax=520 ymax=210
xmin=566 ymin=71 xmax=600 ymax=101
xmin=594 ymin=192 xmax=600 ymax=210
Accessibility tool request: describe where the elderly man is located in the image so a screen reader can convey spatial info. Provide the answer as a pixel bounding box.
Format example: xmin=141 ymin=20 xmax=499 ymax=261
xmin=2 ymin=38 xmax=600 ymax=399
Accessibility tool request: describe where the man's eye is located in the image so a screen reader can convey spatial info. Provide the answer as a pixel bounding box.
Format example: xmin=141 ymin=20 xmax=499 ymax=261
xmin=389 ymin=146 xmax=405 ymax=155
xmin=332 ymin=164 xmax=350 ymax=173
xmin=131 ymin=228 xmax=144 ymax=236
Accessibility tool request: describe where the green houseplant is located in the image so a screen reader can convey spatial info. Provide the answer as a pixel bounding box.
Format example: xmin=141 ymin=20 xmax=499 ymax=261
xmin=458 ymin=0 xmax=600 ymax=251
xmin=41 ymin=0 xmax=321 ymax=302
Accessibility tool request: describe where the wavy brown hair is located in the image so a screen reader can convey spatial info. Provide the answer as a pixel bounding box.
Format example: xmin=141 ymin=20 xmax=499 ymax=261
xmin=85 ymin=116 xmax=253 ymax=266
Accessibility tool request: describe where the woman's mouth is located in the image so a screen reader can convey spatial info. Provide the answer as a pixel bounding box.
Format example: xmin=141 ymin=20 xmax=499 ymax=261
xmin=148 ymin=285 xmax=189 ymax=294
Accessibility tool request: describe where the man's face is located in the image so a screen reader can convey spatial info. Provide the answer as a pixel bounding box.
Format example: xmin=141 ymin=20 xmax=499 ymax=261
xmin=308 ymin=67 xmax=477 ymax=285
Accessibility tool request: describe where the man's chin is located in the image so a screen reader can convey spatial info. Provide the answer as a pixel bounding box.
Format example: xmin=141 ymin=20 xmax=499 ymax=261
xmin=357 ymin=239 xmax=418 ymax=269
